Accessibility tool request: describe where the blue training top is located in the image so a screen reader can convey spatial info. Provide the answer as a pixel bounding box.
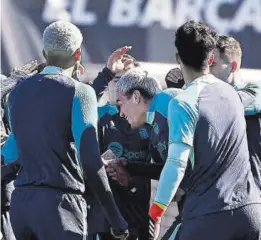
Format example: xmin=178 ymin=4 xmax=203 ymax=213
xmin=146 ymin=88 xmax=182 ymax=163
xmin=1 ymin=66 xmax=129 ymax=230
xmin=236 ymin=81 xmax=261 ymax=190
xmin=167 ymin=75 xmax=261 ymax=220
xmin=87 ymin=67 xmax=152 ymax=234
xmin=3 ymin=68 xmax=96 ymax=192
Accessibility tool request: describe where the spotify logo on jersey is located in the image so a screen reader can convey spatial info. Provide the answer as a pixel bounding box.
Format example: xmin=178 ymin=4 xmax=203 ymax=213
xmin=108 ymin=142 xmax=123 ymax=158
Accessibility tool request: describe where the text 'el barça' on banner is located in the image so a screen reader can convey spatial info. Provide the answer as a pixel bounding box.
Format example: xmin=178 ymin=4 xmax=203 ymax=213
xmin=1 ymin=0 xmax=261 ymax=74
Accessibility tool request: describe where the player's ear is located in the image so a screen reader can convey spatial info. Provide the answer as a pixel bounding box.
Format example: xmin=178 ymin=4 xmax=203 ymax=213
xmin=74 ymin=48 xmax=81 ymax=62
xmin=208 ymin=54 xmax=214 ymax=66
xmin=231 ymin=61 xmax=237 ymax=72
xmin=133 ymin=90 xmax=141 ymax=104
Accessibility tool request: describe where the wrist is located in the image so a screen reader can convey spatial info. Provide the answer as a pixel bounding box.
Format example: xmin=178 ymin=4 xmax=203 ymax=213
xmin=102 ymin=67 xmax=115 ymax=81
xmin=149 ymin=202 xmax=167 ymax=222
xmin=124 ymin=178 xmax=136 ymax=192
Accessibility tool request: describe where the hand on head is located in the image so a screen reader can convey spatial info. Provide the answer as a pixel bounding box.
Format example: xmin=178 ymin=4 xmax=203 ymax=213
xmin=107 ymin=46 xmax=134 ymax=74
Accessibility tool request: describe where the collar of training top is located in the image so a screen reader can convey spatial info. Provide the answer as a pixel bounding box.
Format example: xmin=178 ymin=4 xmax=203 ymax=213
xmin=146 ymin=96 xmax=157 ymax=125
xmin=146 ymin=90 xmax=174 ymax=125
xmin=40 ymin=66 xmax=63 ymax=75
xmin=185 ymin=74 xmax=216 ymax=89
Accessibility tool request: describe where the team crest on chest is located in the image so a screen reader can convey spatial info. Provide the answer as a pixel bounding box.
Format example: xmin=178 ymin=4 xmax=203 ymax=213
xmin=139 ymin=127 xmax=149 ymax=139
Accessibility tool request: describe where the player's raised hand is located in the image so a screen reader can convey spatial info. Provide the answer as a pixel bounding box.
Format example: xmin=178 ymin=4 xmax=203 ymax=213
xmin=107 ymin=46 xmax=133 ymax=74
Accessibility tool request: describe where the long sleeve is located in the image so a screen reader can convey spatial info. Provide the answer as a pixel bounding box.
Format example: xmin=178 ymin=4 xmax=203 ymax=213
xmin=126 ymin=161 xmax=164 ymax=179
xmin=236 ymin=83 xmax=259 ymax=109
xmin=237 ymin=82 xmax=261 ymax=116
xmin=150 ymin=98 xmax=196 ymax=221
xmin=92 ymin=67 xmax=115 ymax=101
xmin=1 ymin=133 xmax=19 ymax=164
xmin=71 ymin=81 xmax=127 ymax=231
xmin=154 ymin=143 xmax=190 ymax=207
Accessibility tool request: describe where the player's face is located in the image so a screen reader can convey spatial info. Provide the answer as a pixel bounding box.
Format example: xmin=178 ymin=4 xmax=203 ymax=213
xmin=108 ymin=75 xmax=121 ymax=105
xmin=108 ymin=64 xmax=136 ymax=105
xmin=211 ymin=48 xmax=232 ymax=83
xmin=116 ymin=91 xmax=145 ymax=128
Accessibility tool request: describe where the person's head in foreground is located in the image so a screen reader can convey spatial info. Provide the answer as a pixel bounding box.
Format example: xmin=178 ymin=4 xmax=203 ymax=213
xmin=210 ymin=35 xmax=242 ymax=85
xmin=175 ymin=20 xmax=218 ymax=84
xmin=107 ymin=55 xmax=140 ymax=105
xmin=115 ymin=67 xmax=162 ymax=128
xmin=42 ymin=21 xmax=84 ymax=80
xmin=165 ymin=68 xmax=185 ymax=89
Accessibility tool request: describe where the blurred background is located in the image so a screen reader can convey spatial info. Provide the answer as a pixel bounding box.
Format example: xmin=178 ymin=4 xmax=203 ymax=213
xmin=1 ymin=0 xmax=260 ymax=237
xmin=1 ymin=0 xmax=261 ymax=75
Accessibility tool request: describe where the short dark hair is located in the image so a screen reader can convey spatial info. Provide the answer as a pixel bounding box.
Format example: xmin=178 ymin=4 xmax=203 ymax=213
xmin=165 ymin=68 xmax=185 ymax=89
xmin=175 ymin=21 xmax=218 ymax=71
xmin=216 ymin=35 xmax=242 ymax=64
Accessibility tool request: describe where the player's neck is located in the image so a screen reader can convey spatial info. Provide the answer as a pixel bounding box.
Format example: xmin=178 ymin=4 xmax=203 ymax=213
xmin=229 ymin=70 xmax=242 ymax=86
xmin=63 ymin=66 xmax=75 ymax=78
xmin=183 ymin=67 xmax=210 ymax=85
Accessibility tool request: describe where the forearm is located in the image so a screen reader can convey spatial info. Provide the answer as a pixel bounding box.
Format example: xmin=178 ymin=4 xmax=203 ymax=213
xmin=126 ymin=161 xmax=164 ymax=179
xmin=92 ymin=67 xmax=115 ymax=101
xmin=236 ymin=82 xmax=259 ymax=108
xmin=154 ymin=159 xmax=186 ymax=206
xmin=72 ymin=82 xmax=127 ymax=231
xmin=237 ymin=90 xmax=256 ymax=108
xmin=150 ymin=143 xmax=190 ymax=221
xmin=80 ymin=128 xmax=127 ymax=230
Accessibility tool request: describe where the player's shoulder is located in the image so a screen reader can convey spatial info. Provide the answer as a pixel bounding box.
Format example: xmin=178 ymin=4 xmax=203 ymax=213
xmin=98 ymin=103 xmax=118 ymax=122
xmin=147 ymin=89 xmax=180 ymax=121
xmin=162 ymin=88 xmax=183 ymax=97
xmin=176 ymin=75 xmax=228 ymax=103
xmin=168 ymin=94 xmax=194 ymax=115
xmin=73 ymin=79 xmax=96 ymax=98
xmin=153 ymin=88 xmax=181 ymax=104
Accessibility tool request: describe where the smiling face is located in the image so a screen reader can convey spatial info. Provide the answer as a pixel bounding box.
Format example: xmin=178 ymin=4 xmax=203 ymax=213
xmin=116 ymin=90 xmax=147 ymax=129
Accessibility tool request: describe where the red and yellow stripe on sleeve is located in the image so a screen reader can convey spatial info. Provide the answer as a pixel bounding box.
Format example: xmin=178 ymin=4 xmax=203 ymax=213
xmin=149 ymin=201 xmax=167 ymax=222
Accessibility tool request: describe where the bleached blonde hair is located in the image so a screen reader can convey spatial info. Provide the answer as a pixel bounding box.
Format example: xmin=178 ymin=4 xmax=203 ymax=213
xmin=43 ymin=21 xmax=83 ymax=56
xmin=116 ymin=67 xmax=162 ymax=99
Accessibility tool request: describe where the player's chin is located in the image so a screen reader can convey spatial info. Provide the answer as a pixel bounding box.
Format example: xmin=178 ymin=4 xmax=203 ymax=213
xmin=130 ymin=121 xmax=141 ymax=129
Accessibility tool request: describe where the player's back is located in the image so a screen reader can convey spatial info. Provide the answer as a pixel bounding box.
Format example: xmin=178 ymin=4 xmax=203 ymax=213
xmin=177 ymin=76 xmax=261 ymax=220
xmin=8 ymin=73 xmax=85 ymax=193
